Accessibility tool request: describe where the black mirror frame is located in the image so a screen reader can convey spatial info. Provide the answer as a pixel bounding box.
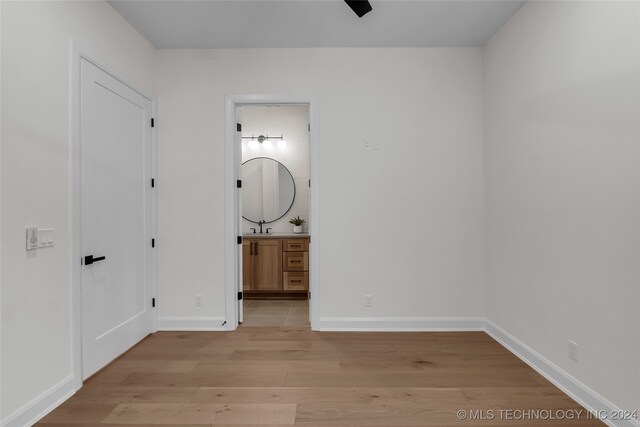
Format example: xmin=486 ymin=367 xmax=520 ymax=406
xmin=241 ymin=157 xmax=296 ymax=224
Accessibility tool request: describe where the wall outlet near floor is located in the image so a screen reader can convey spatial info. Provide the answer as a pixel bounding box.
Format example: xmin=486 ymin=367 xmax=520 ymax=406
xmin=195 ymin=295 xmax=202 ymax=307
xmin=568 ymin=340 xmax=579 ymax=362
xmin=365 ymin=294 xmax=373 ymax=307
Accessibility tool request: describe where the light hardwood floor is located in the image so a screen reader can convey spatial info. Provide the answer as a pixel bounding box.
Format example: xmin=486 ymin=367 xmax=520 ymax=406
xmin=37 ymin=327 xmax=603 ymax=426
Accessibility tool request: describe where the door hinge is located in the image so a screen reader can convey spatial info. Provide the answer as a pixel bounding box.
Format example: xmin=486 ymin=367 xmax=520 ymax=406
xmin=236 ymin=179 xmax=242 ymax=188
xmin=237 ymin=236 xmax=242 ymax=244
xmin=151 ymin=178 xmax=155 ymax=188
xmin=151 ymin=118 xmax=155 ymax=128
xmin=238 ymin=291 xmax=243 ymax=300
xmin=152 ymin=297 xmax=156 ymax=307
xmin=151 ymin=238 xmax=155 ymax=248
xmin=308 ymin=123 xmax=310 ymax=132
xmin=308 ymin=179 xmax=311 ymax=188
xmin=236 ymin=123 xmax=242 ymax=132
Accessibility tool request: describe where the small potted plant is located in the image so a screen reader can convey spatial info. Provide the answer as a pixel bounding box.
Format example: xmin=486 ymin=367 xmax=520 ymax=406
xmin=289 ymin=216 xmax=305 ymax=234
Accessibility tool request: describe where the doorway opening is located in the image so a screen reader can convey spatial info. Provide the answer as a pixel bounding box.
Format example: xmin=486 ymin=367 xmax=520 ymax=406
xmin=225 ymin=95 xmax=318 ymax=330
xmin=239 ymin=105 xmax=310 ymax=326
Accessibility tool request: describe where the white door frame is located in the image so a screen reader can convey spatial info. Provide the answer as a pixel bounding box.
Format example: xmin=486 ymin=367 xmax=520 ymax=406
xmin=70 ymin=42 xmax=157 ymax=390
xmin=224 ymin=95 xmax=319 ymax=330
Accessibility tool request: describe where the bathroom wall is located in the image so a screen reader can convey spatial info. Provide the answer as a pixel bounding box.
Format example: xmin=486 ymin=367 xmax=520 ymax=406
xmin=155 ymin=48 xmax=485 ymax=328
xmin=240 ymin=105 xmax=310 ymax=234
xmin=484 ymin=0 xmax=640 ymax=413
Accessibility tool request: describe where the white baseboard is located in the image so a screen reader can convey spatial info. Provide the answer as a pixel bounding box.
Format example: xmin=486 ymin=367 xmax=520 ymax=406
xmin=317 ymin=316 xmax=485 ymax=331
xmin=485 ymin=321 xmax=640 ymax=427
xmin=0 ymin=375 xmax=76 ymax=427
xmin=157 ymin=316 xmax=228 ymax=331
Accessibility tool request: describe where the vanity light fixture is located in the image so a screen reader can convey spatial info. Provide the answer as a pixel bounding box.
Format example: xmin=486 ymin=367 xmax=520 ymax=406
xmin=242 ymin=134 xmax=287 ymax=150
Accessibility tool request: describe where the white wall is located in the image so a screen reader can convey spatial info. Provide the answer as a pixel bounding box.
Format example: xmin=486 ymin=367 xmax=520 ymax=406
xmin=484 ymin=0 xmax=640 ymax=413
xmin=241 ymin=105 xmax=309 ymax=234
xmin=3 ymin=0 xmax=637 ymax=423
xmin=156 ymin=48 xmax=485 ymax=327
xmin=0 ymin=1 xmax=155 ymax=424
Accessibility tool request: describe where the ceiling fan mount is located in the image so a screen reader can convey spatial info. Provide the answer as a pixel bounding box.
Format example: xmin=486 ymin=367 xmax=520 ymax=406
xmin=344 ymin=0 xmax=372 ymax=18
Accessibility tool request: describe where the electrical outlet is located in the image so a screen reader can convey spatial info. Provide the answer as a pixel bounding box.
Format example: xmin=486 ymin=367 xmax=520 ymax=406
xmin=365 ymin=294 xmax=373 ymax=307
xmin=195 ymin=295 xmax=202 ymax=307
xmin=569 ymin=340 xmax=579 ymax=362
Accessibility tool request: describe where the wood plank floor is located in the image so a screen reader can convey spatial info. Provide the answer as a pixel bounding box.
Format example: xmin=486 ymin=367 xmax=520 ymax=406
xmin=37 ymin=327 xmax=603 ymax=426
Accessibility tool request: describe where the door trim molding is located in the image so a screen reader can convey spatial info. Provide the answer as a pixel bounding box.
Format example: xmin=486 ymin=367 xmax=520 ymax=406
xmin=224 ymin=95 xmax=319 ymax=330
xmin=69 ymin=41 xmax=157 ymax=393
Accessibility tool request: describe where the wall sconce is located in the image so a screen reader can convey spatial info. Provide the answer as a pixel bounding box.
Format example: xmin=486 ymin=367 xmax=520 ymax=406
xmin=242 ymin=134 xmax=287 ymax=150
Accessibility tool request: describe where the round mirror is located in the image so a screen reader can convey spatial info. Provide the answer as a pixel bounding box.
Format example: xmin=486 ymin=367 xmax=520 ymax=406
xmin=242 ymin=157 xmax=296 ymax=223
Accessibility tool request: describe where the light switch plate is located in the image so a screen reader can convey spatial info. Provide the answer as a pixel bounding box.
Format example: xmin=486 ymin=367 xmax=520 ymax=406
xmin=363 ymin=139 xmax=381 ymax=151
xmin=26 ymin=227 xmax=39 ymax=250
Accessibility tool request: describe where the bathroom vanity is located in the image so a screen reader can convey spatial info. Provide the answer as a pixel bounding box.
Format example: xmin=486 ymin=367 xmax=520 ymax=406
xmin=242 ymin=234 xmax=309 ymax=299
xmin=241 ymin=155 xmax=309 ymax=299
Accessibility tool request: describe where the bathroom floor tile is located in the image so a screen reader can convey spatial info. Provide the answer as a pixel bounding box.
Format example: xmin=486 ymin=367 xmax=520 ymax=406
xmin=242 ymin=300 xmax=309 ymax=326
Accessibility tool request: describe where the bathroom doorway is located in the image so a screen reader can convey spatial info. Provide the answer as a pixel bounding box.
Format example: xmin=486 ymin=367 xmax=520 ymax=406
xmin=239 ymin=104 xmax=310 ymax=326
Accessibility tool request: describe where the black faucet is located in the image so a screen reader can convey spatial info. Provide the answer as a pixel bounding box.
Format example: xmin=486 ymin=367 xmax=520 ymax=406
xmin=258 ymin=220 xmax=264 ymax=234
xmin=249 ymin=227 xmax=256 ymax=234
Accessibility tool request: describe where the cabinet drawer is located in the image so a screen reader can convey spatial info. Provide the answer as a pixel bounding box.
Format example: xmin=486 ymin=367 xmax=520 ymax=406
xmin=283 ymin=252 xmax=309 ymax=271
xmin=283 ymin=239 xmax=308 ymax=252
xmin=283 ymin=272 xmax=308 ymax=290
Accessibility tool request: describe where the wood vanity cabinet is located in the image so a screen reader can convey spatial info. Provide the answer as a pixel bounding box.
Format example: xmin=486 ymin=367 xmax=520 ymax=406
xmin=243 ymin=239 xmax=281 ymax=291
xmin=243 ymin=236 xmax=309 ymax=299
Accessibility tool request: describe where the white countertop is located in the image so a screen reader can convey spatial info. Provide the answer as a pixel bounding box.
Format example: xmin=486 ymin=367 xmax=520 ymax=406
xmin=243 ymin=232 xmax=309 ymax=238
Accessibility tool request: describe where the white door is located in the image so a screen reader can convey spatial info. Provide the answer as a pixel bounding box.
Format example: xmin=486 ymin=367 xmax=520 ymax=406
xmin=80 ymin=58 xmax=153 ymax=379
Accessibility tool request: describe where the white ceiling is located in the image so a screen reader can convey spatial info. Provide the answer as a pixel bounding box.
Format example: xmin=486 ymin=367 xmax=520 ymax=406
xmin=108 ymin=0 xmax=525 ymax=48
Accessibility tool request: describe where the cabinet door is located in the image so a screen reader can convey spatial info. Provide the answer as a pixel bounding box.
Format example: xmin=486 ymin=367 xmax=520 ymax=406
xmin=254 ymin=239 xmax=282 ymax=291
xmin=242 ymin=241 xmax=254 ymax=290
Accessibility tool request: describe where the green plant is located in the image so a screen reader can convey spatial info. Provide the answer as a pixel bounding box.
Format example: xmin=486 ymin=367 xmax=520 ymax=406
xmin=289 ymin=216 xmax=306 ymax=226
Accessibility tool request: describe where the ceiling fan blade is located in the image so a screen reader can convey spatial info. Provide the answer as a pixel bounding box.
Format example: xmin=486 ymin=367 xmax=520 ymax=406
xmin=344 ymin=0 xmax=372 ymax=18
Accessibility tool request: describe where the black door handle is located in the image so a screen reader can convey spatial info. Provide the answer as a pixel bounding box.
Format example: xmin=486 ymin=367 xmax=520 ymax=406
xmin=84 ymin=255 xmax=106 ymax=265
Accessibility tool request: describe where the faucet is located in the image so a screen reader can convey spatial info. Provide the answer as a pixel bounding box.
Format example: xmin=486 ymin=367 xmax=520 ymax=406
xmin=249 ymin=227 xmax=256 ymax=234
xmin=258 ymin=220 xmax=264 ymax=234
